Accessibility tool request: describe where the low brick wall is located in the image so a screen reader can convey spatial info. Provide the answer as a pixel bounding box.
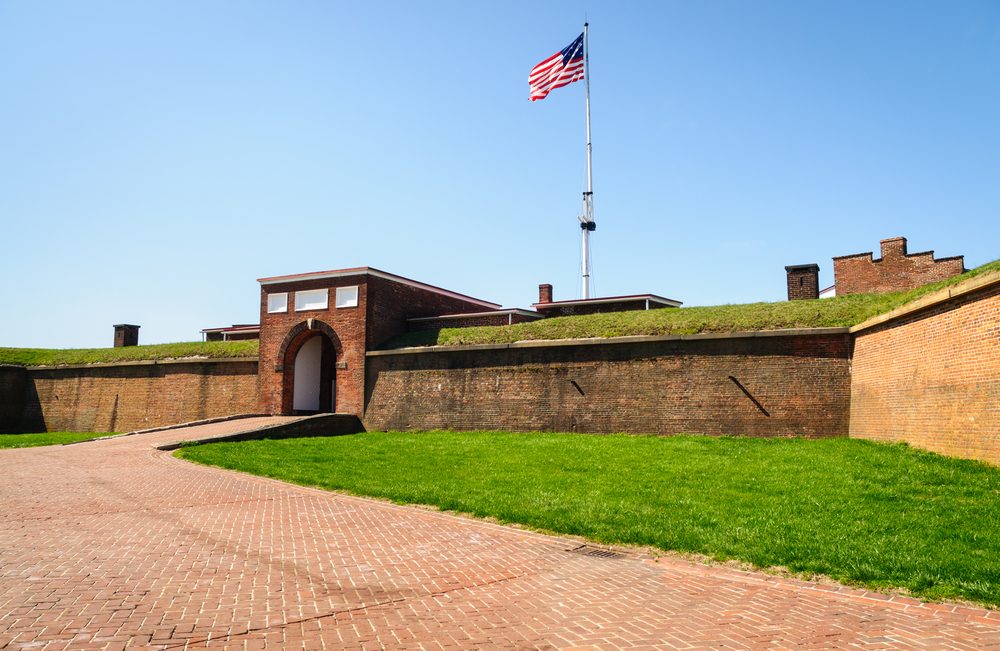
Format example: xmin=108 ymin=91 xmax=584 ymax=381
xmin=0 ymin=365 xmax=28 ymax=433
xmin=20 ymin=358 xmax=259 ymax=433
xmin=850 ymin=272 xmax=1000 ymax=465
xmin=365 ymin=330 xmax=852 ymax=438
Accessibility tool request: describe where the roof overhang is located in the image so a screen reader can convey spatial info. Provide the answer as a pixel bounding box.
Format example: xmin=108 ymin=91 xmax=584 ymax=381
xmin=257 ymin=266 xmax=500 ymax=309
xmin=533 ymin=294 xmax=682 ymax=309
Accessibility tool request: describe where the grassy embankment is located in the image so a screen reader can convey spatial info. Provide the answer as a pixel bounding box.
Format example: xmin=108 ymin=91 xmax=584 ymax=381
xmin=386 ymin=258 xmax=1000 ymax=348
xmin=0 ymin=432 xmax=112 ymax=448
xmin=2 ymin=259 xmax=996 ymax=363
xmin=0 ymin=340 xmax=258 ymax=367
xmin=178 ymin=430 xmax=1000 ymax=607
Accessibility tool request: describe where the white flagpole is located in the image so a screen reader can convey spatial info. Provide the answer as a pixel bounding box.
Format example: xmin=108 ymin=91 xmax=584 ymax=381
xmin=580 ymin=22 xmax=595 ymax=299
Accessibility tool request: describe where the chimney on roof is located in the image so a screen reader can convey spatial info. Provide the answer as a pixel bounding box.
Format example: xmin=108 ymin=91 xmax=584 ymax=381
xmin=784 ymin=265 xmax=820 ymax=301
xmin=114 ymin=324 xmax=140 ymax=348
xmin=538 ymin=284 xmax=553 ymax=304
xmin=880 ymin=236 xmax=907 ymax=259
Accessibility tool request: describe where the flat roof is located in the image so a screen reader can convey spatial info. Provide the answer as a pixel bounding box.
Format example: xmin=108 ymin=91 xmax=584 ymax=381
xmin=407 ymin=309 xmax=543 ymax=322
xmin=201 ymin=324 xmax=261 ymax=334
xmin=533 ymin=294 xmax=682 ymax=309
xmin=257 ymin=266 xmax=501 ymax=309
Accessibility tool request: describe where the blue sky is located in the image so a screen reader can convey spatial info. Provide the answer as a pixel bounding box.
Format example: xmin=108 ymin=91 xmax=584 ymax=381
xmin=1 ymin=1 xmax=997 ymax=348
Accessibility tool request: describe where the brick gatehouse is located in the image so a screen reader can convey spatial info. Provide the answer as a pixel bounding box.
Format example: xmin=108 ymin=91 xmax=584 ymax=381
xmin=256 ymin=267 xmax=501 ymax=416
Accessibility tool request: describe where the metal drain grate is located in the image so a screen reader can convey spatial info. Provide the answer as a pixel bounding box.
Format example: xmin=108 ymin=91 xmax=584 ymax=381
xmin=566 ymin=544 xmax=625 ymax=559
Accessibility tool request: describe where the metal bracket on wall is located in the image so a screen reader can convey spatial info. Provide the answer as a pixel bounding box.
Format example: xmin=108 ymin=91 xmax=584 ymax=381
xmin=728 ymin=375 xmax=770 ymax=416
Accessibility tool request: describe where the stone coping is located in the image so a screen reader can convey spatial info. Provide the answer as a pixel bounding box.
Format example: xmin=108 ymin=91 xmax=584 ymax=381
xmin=367 ymin=327 xmax=852 ymax=357
xmin=24 ymin=356 xmax=259 ymax=371
xmin=850 ymin=269 xmax=1000 ymax=334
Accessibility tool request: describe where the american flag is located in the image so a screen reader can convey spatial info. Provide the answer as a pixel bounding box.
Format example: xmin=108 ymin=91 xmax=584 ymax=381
xmin=529 ymin=33 xmax=584 ymax=101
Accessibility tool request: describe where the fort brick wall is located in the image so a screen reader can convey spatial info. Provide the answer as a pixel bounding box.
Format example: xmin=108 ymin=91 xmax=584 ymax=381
xmin=849 ymin=273 xmax=1000 ymax=465
xmin=0 ymin=365 xmax=28 ymax=433
xmin=14 ymin=359 xmax=259 ymax=433
xmin=364 ymin=330 xmax=852 ymax=438
xmin=833 ymin=237 xmax=965 ymax=295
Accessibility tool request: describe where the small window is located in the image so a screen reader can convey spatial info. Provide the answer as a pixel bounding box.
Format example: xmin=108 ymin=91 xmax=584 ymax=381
xmin=267 ymin=292 xmax=288 ymax=314
xmin=295 ymin=288 xmax=328 ymax=311
xmin=335 ymin=285 xmax=359 ymax=308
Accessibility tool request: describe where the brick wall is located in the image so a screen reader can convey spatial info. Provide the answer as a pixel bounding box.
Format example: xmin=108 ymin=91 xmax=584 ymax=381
xmin=18 ymin=359 xmax=259 ymax=433
xmin=0 ymin=365 xmax=28 ymax=433
xmin=850 ymin=274 xmax=1000 ymax=465
xmin=365 ymin=330 xmax=852 ymax=438
xmin=365 ymin=275 xmax=501 ymax=349
xmin=833 ymin=237 xmax=965 ymax=295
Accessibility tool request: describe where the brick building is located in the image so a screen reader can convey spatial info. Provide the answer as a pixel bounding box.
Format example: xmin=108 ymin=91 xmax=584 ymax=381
xmin=256 ymin=266 xmax=684 ymax=417
xmin=785 ymin=237 xmax=965 ymax=300
xmin=833 ymin=237 xmax=965 ymax=296
xmin=256 ymin=267 xmax=502 ymax=416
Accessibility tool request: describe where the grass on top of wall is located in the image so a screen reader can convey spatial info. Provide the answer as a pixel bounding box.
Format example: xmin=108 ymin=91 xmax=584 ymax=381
xmin=385 ymin=258 xmax=1000 ymax=348
xmin=0 ymin=432 xmax=112 ymax=448
xmin=176 ymin=430 xmax=1000 ymax=607
xmin=0 ymin=340 xmax=259 ymax=367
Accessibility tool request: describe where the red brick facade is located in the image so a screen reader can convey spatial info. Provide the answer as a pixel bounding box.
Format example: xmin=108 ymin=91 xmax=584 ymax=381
xmin=10 ymin=359 xmax=258 ymax=433
xmin=365 ymin=331 xmax=852 ymax=438
xmin=256 ymin=268 xmax=499 ymax=417
xmin=833 ymin=237 xmax=964 ymax=295
xmin=850 ymin=274 xmax=1000 ymax=465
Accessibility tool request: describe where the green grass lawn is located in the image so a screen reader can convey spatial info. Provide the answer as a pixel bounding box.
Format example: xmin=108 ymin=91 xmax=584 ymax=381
xmin=177 ymin=431 xmax=1000 ymax=607
xmin=386 ymin=259 xmax=1000 ymax=348
xmin=0 ymin=432 xmax=111 ymax=448
xmin=0 ymin=339 xmax=258 ymax=366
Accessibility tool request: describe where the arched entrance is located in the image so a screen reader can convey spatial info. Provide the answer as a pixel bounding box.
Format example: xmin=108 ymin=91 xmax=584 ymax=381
xmin=292 ymin=334 xmax=335 ymax=413
xmin=277 ymin=319 xmax=342 ymax=415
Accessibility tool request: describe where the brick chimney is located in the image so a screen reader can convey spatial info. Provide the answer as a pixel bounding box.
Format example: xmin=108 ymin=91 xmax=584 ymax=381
xmin=784 ymin=264 xmax=820 ymax=301
xmin=114 ymin=324 xmax=140 ymax=347
xmin=538 ymin=284 xmax=553 ymax=304
xmin=880 ymin=236 xmax=907 ymax=259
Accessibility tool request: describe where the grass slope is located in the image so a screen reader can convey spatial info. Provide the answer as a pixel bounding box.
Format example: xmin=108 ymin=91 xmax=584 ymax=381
xmin=0 ymin=432 xmax=110 ymax=448
xmin=177 ymin=431 xmax=1000 ymax=607
xmin=0 ymin=340 xmax=258 ymax=367
xmin=387 ymin=258 xmax=1000 ymax=348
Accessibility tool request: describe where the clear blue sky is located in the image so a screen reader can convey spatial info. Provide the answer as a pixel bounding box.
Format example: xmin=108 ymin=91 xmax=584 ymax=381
xmin=1 ymin=1 xmax=997 ymax=348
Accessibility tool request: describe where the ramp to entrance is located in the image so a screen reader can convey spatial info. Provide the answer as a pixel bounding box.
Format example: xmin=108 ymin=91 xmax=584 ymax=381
xmin=156 ymin=413 xmax=363 ymax=450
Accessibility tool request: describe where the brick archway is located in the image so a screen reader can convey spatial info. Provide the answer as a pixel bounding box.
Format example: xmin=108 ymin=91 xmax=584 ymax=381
xmin=276 ymin=319 xmax=344 ymax=415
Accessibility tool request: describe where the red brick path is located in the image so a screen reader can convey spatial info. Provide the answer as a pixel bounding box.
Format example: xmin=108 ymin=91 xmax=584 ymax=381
xmin=2 ymin=418 xmax=999 ymax=650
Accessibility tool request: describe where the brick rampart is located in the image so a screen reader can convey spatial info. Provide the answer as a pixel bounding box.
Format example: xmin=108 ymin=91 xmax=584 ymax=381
xmin=850 ymin=272 xmax=1000 ymax=464
xmin=18 ymin=358 xmax=259 ymax=433
xmin=364 ymin=330 xmax=852 ymax=438
xmin=0 ymin=365 xmax=28 ymax=433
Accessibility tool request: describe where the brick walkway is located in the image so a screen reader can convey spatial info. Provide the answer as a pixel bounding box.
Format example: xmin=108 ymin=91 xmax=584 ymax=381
xmin=2 ymin=418 xmax=999 ymax=650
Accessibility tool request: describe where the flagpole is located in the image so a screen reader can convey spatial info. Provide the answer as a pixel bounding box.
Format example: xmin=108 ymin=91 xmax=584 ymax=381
xmin=580 ymin=21 xmax=595 ymax=299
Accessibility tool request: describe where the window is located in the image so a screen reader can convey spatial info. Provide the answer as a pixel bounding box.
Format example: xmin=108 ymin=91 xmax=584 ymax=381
xmin=267 ymin=293 xmax=288 ymax=314
xmin=295 ymin=289 xmax=328 ymax=311
xmin=335 ymin=285 xmax=359 ymax=308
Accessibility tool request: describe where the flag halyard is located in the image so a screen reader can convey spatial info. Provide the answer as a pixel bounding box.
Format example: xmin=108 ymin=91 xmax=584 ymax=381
xmin=529 ymin=33 xmax=585 ymax=101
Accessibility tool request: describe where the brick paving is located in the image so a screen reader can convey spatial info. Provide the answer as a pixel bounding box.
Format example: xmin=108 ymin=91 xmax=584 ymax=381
xmin=2 ymin=418 xmax=999 ymax=650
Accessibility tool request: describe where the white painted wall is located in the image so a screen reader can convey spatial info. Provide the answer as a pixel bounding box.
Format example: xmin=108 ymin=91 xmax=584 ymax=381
xmin=292 ymin=336 xmax=322 ymax=411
